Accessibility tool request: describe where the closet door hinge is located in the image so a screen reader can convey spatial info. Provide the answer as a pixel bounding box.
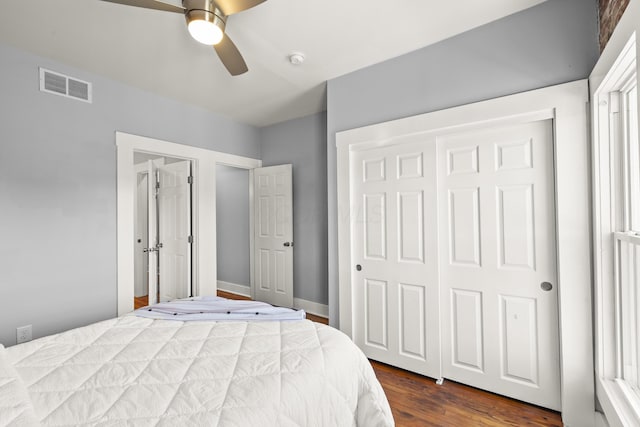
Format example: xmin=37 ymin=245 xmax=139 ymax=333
xmin=188 ymin=235 xmax=193 ymax=244
xmin=187 ymin=176 xmax=193 ymax=185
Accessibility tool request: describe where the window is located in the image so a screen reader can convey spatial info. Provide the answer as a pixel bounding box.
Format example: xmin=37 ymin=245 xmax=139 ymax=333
xmin=615 ymin=77 xmax=640 ymax=398
xmin=593 ymin=33 xmax=640 ymax=424
xmin=625 ymin=83 xmax=640 ymax=232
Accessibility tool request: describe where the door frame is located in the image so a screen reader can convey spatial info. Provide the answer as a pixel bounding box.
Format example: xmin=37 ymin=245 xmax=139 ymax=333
xmin=336 ymin=80 xmax=594 ymax=426
xmin=116 ymin=132 xmax=261 ymax=316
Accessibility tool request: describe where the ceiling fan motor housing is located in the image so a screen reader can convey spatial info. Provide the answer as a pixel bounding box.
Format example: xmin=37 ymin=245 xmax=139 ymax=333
xmin=184 ymin=0 xmax=226 ymax=31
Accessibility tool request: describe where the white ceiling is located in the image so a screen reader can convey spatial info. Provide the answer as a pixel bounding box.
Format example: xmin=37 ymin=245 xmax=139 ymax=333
xmin=0 ymin=0 xmax=546 ymax=127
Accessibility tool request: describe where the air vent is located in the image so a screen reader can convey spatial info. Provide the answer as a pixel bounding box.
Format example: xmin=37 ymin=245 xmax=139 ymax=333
xmin=39 ymin=68 xmax=92 ymax=103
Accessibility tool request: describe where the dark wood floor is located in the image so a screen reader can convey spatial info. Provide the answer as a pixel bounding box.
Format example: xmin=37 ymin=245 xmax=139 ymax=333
xmin=133 ymin=295 xmax=148 ymax=310
xmin=372 ymin=362 xmax=562 ymax=427
xmin=134 ymin=292 xmax=562 ymax=426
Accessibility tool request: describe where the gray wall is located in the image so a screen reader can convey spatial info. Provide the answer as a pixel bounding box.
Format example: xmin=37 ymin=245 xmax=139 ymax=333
xmin=0 ymin=0 xmax=600 ymax=343
xmin=0 ymin=43 xmax=260 ymax=346
xmin=260 ymin=112 xmax=328 ymax=305
xmin=216 ymin=164 xmax=250 ymax=287
xmin=326 ymin=0 xmax=600 ymax=326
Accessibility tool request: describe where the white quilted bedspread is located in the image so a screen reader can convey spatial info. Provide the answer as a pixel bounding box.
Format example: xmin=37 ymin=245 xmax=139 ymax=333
xmin=1 ymin=316 xmax=393 ymax=426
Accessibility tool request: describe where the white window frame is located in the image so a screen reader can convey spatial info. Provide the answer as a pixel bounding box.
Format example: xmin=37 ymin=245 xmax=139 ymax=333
xmin=592 ymin=32 xmax=640 ymax=426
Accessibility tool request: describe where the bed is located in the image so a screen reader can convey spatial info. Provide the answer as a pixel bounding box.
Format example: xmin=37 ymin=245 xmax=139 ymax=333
xmin=0 ymin=298 xmax=394 ymax=426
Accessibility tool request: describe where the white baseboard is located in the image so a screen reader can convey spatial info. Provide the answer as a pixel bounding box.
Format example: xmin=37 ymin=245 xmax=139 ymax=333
xmin=217 ymin=281 xmax=329 ymax=320
xmin=217 ymin=281 xmax=251 ymax=298
xmin=294 ymin=298 xmax=329 ymax=319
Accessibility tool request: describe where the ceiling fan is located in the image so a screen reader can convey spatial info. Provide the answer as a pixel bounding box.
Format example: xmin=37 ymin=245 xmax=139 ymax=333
xmin=101 ymin=0 xmax=267 ymax=75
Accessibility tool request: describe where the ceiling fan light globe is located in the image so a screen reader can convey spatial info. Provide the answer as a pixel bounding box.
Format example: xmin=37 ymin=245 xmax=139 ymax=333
xmin=188 ymin=20 xmax=224 ymax=45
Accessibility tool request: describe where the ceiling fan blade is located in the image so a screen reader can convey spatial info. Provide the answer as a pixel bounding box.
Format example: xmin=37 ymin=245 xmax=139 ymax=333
xmin=214 ymin=34 xmax=248 ymax=76
xmin=214 ymin=0 xmax=266 ymax=16
xmin=100 ymin=0 xmax=185 ymax=14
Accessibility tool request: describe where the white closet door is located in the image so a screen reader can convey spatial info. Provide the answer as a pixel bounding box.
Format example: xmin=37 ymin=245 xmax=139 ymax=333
xmin=352 ymin=140 xmax=440 ymax=378
xmin=253 ymin=164 xmax=294 ymax=308
xmin=438 ymin=120 xmax=560 ymax=410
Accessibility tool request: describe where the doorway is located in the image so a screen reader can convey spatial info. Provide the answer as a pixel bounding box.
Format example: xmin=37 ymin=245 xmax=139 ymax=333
xmin=215 ymin=164 xmax=251 ymax=296
xmin=253 ymin=164 xmax=294 ymax=308
xmin=336 ymin=81 xmax=593 ymax=425
xmin=116 ymin=132 xmax=262 ymax=316
xmin=215 ymin=162 xmax=295 ymax=308
xmin=133 ymin=152 xmax=193 ymax=308
xmin=349 ymin=119 xmax=560 ymax=409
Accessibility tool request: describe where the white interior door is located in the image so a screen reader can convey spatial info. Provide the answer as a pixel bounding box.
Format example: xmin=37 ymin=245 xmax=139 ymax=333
xmin=438 ymin=120 xmax=560 ymax=410
xmin=352 ymin=141 xmax=441 ymax=378
xmin=157 ymin=160 xmax=192 ymax=302
xmin=253 ymin=164 xmax=293 ymax=307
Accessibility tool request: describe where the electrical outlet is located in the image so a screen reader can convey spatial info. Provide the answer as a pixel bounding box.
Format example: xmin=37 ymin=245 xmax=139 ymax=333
xmin=16 ymin=325 xmax=32 ymax=344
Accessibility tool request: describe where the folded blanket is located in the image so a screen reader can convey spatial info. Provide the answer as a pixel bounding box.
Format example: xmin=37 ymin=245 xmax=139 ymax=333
xmin=133 ymin=296 xmax=306 ymax=321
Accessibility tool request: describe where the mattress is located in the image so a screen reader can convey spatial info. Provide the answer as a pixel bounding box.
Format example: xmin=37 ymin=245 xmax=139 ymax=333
xmin=1 ymin=316 xmax=394 ymax=426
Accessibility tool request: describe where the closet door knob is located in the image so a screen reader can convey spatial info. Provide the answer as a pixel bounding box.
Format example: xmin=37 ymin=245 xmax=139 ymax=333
xmin=356 ymin=264 xmax=362 ymax=271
